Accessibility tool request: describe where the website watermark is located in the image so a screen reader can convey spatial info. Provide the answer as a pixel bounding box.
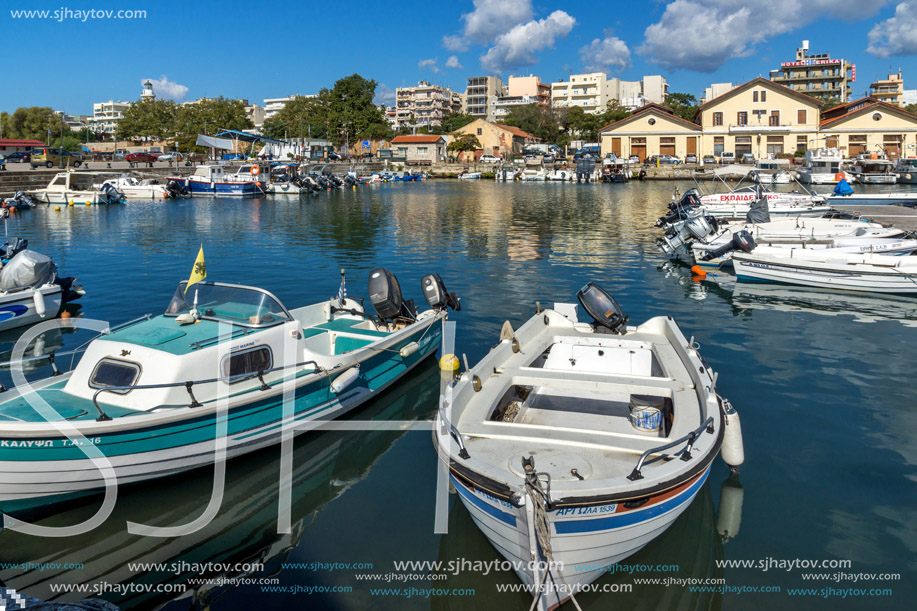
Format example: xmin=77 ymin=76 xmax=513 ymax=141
xmin=0 ymin=561 xmax=84 ymax=571
xmin=9 ymin=7 xmax=147 ymax=22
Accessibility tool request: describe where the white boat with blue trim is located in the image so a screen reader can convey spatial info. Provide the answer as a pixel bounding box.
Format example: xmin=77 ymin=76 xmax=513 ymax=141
xmin=434 ymin=283 xmax=743 ymax=610
xmin=0 ymin=269 xmax=458 ymax=514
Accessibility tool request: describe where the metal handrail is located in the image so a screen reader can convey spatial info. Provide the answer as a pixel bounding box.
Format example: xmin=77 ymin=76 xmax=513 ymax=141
xmin=90 ymin=358 xmax=328 ymax=422
xmin=626 ymin=416 xmax=714 ymax=481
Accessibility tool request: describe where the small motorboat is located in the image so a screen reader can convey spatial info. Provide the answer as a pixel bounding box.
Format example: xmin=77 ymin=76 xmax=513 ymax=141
xmin=0 ymin=222 xmax=84 ymax=333
xmin=0 ymin=268 xmax=459 ymax=514
xmin=457 ymin=172 xmax=482 ymax=181
xmin=0 ymin=192 xmax=37 ymax=210
xmin=434 ymin=283 xmax=743 ymax=610
xmin=796 ymin=148 xmax=854 ymax=184
xmin=96 ymin=173 xmax=174 ymax=200
xmin=658 ymin=188 xmax=830 ymax=226
xmin=30 ymin=171 xmax=125 ymax=205
xmin=168 ymin=165 xmax=267 ymax=196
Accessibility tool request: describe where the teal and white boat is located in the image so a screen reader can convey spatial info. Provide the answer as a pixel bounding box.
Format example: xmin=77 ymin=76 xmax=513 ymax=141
xmin=0 ymin=270 xmax=458 ymax=513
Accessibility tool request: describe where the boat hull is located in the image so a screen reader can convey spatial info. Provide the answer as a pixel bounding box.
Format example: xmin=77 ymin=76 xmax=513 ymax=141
xmin=733 ymin=254 xmax=917 ymax=293
xmin=0 ymin=285 xmax=64 ymax=333
xmin=168 ymin=177 xmax=264 ymax=196
xmin=0 ymin=316 xmax=441 ymax=511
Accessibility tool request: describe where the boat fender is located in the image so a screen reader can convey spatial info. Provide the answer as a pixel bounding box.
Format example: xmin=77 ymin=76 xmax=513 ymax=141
xmin=716 ymin=475 xmax=744 ymax=542
xmin=331 ymin=366 xmax=360 ymax=394
xmin=399 ymin=342 xmax=420 ymax=358
xmin=721 ymin=399 xmax=744 ymax=470
xmin=471 ymin=375 xmax=482 ymax=392
xmin=33 ymin=290 xmax=47 ymax=318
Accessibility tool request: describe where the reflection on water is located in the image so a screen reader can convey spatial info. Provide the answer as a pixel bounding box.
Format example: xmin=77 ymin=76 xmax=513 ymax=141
xmin=0 ymin=181 xmax=915 ymax=609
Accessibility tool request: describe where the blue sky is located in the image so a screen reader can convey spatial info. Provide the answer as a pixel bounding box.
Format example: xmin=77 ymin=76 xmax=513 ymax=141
xmin=2 ymin=0 xmax=916 ymax=115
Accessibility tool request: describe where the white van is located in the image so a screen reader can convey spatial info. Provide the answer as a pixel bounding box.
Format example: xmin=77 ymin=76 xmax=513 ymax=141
xmin=719 ymin=152 xmax=735 ymax=164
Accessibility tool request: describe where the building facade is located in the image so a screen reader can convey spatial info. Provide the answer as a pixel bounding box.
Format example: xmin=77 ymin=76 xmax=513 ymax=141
xmin=869 ymin=70 xmax=904 ymax=107
xmin=697 ymin=77 xmax=822 ymax=158
xmin=464 ymin=76 xmax=504 ymax=120
xmin=394 ymin=81 xmax=462 ymax=129
xmin=552 ymin=73 xmax=668 ymax=114
xmin=505 ymin=75 xmax=551 ymax=105
xmin=819 ymin=98 xmax=917 ymax=158
xmin=89 ymin=100 xmax=132 ymax=136
xmin=263 ymin=95 xmax=316 ymax=121
xmin=769 ymin=40 xmax=855 ymax=103
xmin=451 ymin=119 xmax=539 ymax=157
xmin=390 ymin=134 xmax=447 ymax=163
xmin=598 ymin=104 xmax=702 ymax=161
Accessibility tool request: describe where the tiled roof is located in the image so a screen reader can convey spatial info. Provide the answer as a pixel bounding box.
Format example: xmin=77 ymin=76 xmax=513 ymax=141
xmin=599 ymin=103 xmax=701 ymax=133
xmin=696 ymin=76 xmax=823 ymax=113
xmin=0 ymin=139 xmax=45 ymax=146
xmin=819 ymin=98 xmax=917 ymax=127
xmin=390 ymin=135 xmax=445 ymax=143
xmin=497 ymin=124 xmax=539 ymax=140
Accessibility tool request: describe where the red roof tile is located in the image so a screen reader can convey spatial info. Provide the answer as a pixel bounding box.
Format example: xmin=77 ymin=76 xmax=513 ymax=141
xmin=390 ymin=135 xmax=445 ymax=143
xmin=0 ymin=139 xmax=45 ymax=146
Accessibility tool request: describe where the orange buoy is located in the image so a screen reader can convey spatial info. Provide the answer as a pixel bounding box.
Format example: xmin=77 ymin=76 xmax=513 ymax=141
xmin=60 ymin=310 xmax=71 ymax=319
xmin=691 ymin=265 xmax=707 ymax=278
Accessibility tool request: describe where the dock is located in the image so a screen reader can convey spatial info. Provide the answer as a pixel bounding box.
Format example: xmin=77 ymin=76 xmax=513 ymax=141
xmin=832 ymin=205 xmax=917 ymax=232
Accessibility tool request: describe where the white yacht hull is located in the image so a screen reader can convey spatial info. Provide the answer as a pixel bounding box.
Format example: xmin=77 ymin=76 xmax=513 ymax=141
xmin=0 ymin=285 xmax=64 ymax=333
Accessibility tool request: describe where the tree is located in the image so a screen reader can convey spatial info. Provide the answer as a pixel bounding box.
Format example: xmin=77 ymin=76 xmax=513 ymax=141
xmin=324 ymin=74 xmax=391 ymax=147
xmin=262 ymin=95 xmax=330 ymax=140
xmin=117 ymin=98 xmax=178 ymax=140
xmin=501 ymin=104 xmax=563 ymax=144
xmin=819 ymin=97 xmax=844 ymax=111
xmin=664 ymin=92 xmax=699 ymax=122
xmin=5 ymin=107 xmax=65 ymax=141
xmin=51 ymin=135 xmax=84 ymax=151
xmin=448 ymin=134 xmax=481 ymax=152
xmin=174 ymin=97 xmax=253 ymax=151
xmin=905 ymin=103 xmax=917 ymax=115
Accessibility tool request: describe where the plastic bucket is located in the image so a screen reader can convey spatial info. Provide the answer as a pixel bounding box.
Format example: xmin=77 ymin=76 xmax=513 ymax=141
xmin=629 ymin=395 xmax=664 ymax=432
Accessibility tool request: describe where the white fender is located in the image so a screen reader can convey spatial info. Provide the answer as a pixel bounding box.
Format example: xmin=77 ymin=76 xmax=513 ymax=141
xmin=331 ymin=366 xmax=360 ymax=394
xmin=33 ymin=290 xmax=47 ymax=318
xmin=399 ymin=342 xmax=419 ymax=358
xmin=721 ymin=400 xmax=744 ymax=469
xmin=716 ymin=476 xmax=744 ymax=542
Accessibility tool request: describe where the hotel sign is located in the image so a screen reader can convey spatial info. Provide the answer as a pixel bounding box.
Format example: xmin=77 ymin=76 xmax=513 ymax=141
xmin=781 ymin=59 xmax=842 ymax=67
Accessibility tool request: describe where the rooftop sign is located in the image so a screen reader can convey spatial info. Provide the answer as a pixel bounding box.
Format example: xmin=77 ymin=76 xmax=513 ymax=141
xmin=781 ymin=59 xmax=843 ymax=67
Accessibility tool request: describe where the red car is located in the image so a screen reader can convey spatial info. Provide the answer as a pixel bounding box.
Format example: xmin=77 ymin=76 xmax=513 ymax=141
xmin=125 ymin=152 xmax=159 ymax=163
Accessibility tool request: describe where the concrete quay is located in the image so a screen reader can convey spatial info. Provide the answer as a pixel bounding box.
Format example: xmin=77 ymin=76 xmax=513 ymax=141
xmin=831 ymin=205 xmax=917 ymax=232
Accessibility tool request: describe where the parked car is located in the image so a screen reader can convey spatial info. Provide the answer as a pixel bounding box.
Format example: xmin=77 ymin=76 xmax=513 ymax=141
xmin=157 ymin=152 xmax=183 ymax=162
xmin=685 ymin=154 xmax=698 ymax=164
xmin=30 ymin=148 xmax=82 ymax=168
xmin=719 ymin=152 xmax=736 ymax=164
xmin=542 ymin=154 xmax=555 ymax=163
xmin=628 ymin=155 xmax=640 ymax=164
xmin=479 ymin=154 xmax=502 ymax=163
xmin=327 ymin=151 xmax=342 ymax=161
xmin=3 ymin=151 xmax=30 ymax=163
xmin=740 ymin=153 xmax=756 ymax=164
xmin=702 ymin=155 xmax=717 ymax=165
xmin=646 ymin=155 xmax=681 ymax=165
xmin=360 ymin=152 xmax=374 ymax=160
xmin=125 ymin=152 xmax=158 ymax=163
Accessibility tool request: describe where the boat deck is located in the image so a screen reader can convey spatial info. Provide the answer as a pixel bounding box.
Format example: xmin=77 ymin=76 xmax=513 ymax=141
xmin=831 ymin=204 xmax=917 ymax=232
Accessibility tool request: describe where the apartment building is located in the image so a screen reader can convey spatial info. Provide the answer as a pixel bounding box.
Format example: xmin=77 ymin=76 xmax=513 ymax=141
xmin=89 ymin=100 xmax=132 ymax=136
xmin=769 ymin=40 xmax=855 ymax=103
xmin=464 ymin=76 xmax=504 ymax=120
xmin=552 ymin=73 xmax=668 ymax=114
xmin=700 ymin=83 xmax=735 ymax=105
xmin=394 ymin=81 xmax=462 ymax=129
xmin=869 ymin=70 xmax=905 ymax=107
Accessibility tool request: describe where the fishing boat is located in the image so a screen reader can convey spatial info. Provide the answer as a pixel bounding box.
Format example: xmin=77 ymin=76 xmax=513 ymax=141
xmin=601 ymin=155 xmax=629 ymax=183
xmin=0 ymin=221 xmax=84 ymax=333
xmin=731 ymin=244 xmax=917 ymax=293
xmin=495 ymin=166 xmax=520 ymax=182
xmin=846 ymin=152 xmax=898 ymax=185
xmin=796 ymin=148 xmax=853 ymax=184
xmin=167 ymin=165 xmax=267 ymax=196
xmin=458 ymin=172 xmax=482 ymax=181
xmin=754 ymin=158 xmax=792 ymax=184
xmin=95 ymin=173 xmax=177 ymax=200
xmin=894 ymin=156 xmax=917 ymax=185
xmin=0 ymin=269 xmax=459 ymax=513
xmin=30 ymin=171 xmax=125 ymax=205
xmin=434 ymin=283 xmax=744 ymax=610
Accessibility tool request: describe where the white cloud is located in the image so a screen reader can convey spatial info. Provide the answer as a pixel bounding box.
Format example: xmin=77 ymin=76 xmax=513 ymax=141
xmin=441 ymin=0 xmax=532 ymax=53
xmin=867 ymin=1 xmax=917 ymax=57
xmin=374 ymin=83 xmax=395 ymax=105
xmin=442 ymin=35 xmax=470 ymax=52
xmin=446 ymin=55 xmax=464 ymax=69
xmin=639 ymin=0 xmax=888 ymax=72
xmin=144 ymin=76 xmax=188 ymax=101
xmin=418 ymin=58 xmax=440 ymax=73
xmin=480 ymin=10 xmax=576 ymax=73
xmin=580 ymin=35 xmax=631 ymax=73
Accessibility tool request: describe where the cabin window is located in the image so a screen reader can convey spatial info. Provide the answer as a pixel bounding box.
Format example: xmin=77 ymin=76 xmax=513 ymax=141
xmin=222 ymin=346 xmax=273 ymax=383
xmin=712 ymin=112 xmax=723 ymax=126
xmin=89 ymin=359 xmax=141 ymax=394
xmin=51 ymin=176 xmax=66 ymax=186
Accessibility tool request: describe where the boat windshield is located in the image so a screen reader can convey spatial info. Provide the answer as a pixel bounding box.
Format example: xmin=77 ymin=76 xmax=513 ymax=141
xmin=164 ymin=282 xmax=291 ymax=327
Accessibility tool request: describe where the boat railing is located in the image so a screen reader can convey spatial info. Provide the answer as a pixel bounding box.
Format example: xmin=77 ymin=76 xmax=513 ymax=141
xmin=626 ymin=416 xmax=714 ymax=481
xmin=0 ymin=314 xmax=153 ymax=380
xmin=90 ymin=358 xmax=330 ymax=422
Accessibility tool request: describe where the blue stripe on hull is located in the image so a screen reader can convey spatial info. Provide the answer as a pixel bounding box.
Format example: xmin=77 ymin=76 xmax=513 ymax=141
xmin=553 ymin=467 xmax=710 ymax=534
xmin=451 ymin=475 xmax=517 ymax=527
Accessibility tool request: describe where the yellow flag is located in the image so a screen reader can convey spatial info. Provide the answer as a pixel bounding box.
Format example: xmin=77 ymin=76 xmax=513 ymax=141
xmin=185 ymin=246 xmax=206 ymax=294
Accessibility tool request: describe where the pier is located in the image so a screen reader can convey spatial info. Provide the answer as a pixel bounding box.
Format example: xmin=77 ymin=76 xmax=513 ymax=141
xmin=832 ymin=204 xmax=917 ymax=231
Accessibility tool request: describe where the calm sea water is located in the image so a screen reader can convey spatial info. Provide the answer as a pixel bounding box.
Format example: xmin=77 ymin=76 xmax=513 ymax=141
xmin=0 ymin=180 xmax=914 ymax=610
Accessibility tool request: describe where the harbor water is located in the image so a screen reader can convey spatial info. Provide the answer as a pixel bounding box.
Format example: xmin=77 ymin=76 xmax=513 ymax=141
xmin=0 ymin=180 xmax=914 ymax=610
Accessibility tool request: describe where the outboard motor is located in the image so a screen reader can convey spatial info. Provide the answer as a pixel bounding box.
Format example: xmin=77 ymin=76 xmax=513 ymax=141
xmin=420 ymin=273 xmax=460 ymax=312
xmin=700 ymin=230 xmax=756 ymax=261
xmin=368 ymin=268 xmax=416 ymax=322
xmin=11 ymin=191 xmax=35 ymax=208
xmin=659 ymin=209 xmax=719 ymax=254
xmin=576 ymin=282 xmax=628 ymax=334
xmin=1 ymin=236 xmax=29 ymax=261
xmin=656 ymin=188 xmax=703 ymax=227
xmin=100 ymin=183 xmax=125 ymax=204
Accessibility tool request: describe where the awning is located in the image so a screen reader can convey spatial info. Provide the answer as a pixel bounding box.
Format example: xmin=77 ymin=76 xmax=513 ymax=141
xmin=196 ymin=134 xmax=235 ymax=150
xmin=709 ymin=164 xmax=755 ymax=176
xmin=214 ymin=130 xmax=285 ymax=144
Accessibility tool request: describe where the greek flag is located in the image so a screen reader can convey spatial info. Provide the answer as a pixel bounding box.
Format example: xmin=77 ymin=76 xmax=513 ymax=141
xmin=337 ymin=275 xmax=347 ymax=303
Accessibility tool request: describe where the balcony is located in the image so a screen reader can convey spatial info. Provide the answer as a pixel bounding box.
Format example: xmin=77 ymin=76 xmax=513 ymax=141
xmin=728 ymin=123 xmax=790 ymax=134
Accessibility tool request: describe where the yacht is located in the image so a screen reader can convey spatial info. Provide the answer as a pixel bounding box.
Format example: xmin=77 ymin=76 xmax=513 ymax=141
xmin=846 ymin=153 xmax=897 ymax=185
xmin=796 ymin=148 xmax=853 ymax=185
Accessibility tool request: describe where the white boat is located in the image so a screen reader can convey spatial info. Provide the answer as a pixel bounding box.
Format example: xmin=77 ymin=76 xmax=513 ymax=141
xmin=97 ymin=173 xmax=173 ymax=199
xmin=0 ymin=269 xmax=458 ymax=513
xmin=664 ymin=188 xmax=830 ymax=223
xmin=494 ymin=166 xmax=519 ymax=181
xmin=519 ymin=166 xmax=547 ymax=181
xmin=894 ymin=157 xmax=917 ymax=185
xmin=694 ymin=235 xmax=917 ymax=268
xmin=755 ymin=158 xmax=792 ymax=184
xmin=30 ymin=171 xmax=125 ymax=205
xmin=434 ymin=283 xmax=743 ymax=610
xmin=0 ymin=236 xmax=84 ymax=333
xmin=846 ymin=153 xmax=898 ymax=185
xmin=796 ymin=148 xmax=853 ymax=184
xmin=168 ymin=165 xmax=267 ymax=196
xmin=545 ymin=167 xmax=575 ymax=181
xmin=600 ymin=155 xmax=630 ymax=183
xmin=458 ymin=172 xmax=482 ymax=180
xmin=732 ymin=245 xmax=917 ymax=293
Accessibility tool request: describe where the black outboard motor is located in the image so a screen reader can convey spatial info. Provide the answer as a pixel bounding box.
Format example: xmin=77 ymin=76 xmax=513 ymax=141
xmin=368 ymin=268 xmax=416 ymax=322
xmin=420 ymin=273 xmax=460 ymax=312
xmin=11 ymin=191 xmax=35 ymax=208
xmin=656 ymin=188 xmax=703 ymax=227
xmin=1 ymin=236 xmax=29 ymax=260
xmin=700 ymin=230 xmax=756 ymax=261
xmin=576 ymin=282 xmax=628 ymax=334
xmin=659 ymin=210 xmax=720 ymax=254
xmin=100 ymin=183 xmax=124 ymax=204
